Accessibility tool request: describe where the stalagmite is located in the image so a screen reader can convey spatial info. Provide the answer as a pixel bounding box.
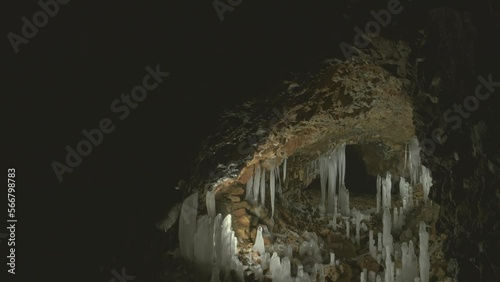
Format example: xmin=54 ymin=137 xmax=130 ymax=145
xmin=369 ymin=230 xmax=376 ymax=258
xmin=339 ymin=184 xmax=350 ymax=216
xmin=221 ymin=214 xmax=238 ymax=272
xmin=408 ymin=241 xmax=418 ymax=280
xmin=232 ymin=256 xmax=244 ymax=281
xmin=194 ymin=215 xmax=213 ymax=274
xmin=419 ymin=222 xmax=430 ymax=282
xmin=385 ymin=246 xmax=394 ymax=282
xmin=369 ymin=271 xmax=376 ymax=282
xmin=179 ymin=192 xmax=198 ymax=262
xmin=253 ymin=226 xmax=265 ymax=255
xmin=213 ymin=214 xmax=222 ymax=268
xmin=395 ymin=267 xmax=401 ymax=282
xmin=355 ymin=210 xmax=362 ymax=244
xmin=361 ymin=270 xmax=367 ymax=282
xmin=280 ymin=257 xmax=292 ymax=280
xmin=383 ymin=207 xmax=392 ymax=249
xmin=401 ymin=242 xmax=409 ymax=281
xmin=269 ymin=252 xmax=281 ymax=278
xmin=297 ymin=264 xmax=304 ymax=278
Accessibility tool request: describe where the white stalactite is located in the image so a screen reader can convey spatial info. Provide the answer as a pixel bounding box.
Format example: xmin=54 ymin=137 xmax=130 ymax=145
xmin=319 ymin=156 xmax=328 ymax=214
xmin=260 ymin=168 xmax=266 ymax=205
xmin=253 ymin=165 xmax=261 ymax=202
xmin=283 ymin=157 xmax=287 ymax=182
xmin=270 ymin=163 xmax=276 ymax=218
xmin=420 ymin=166 xmax=432 ymax=204
xmin=206 ymin=190 xmax=216 ymax=219
xmin=377 ymin=175 xmax=381 ymax=214
xmin=409 ymin=137 xmax=421 ymax=186
xmin=246 ymin=173 xmax=254 ymax=201
xmin=327 ymin=155 xmax=338 ymax=214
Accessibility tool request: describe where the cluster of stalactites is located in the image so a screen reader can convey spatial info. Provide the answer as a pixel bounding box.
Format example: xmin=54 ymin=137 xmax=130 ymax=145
xmin=245 ymin=160 xmax=283 ymax=218
xmin=318 ymin=143 xmax=347 ymax=216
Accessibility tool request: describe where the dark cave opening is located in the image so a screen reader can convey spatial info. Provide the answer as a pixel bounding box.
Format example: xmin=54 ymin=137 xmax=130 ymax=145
xmin=345 ymin=145 xmax=377 ymax=195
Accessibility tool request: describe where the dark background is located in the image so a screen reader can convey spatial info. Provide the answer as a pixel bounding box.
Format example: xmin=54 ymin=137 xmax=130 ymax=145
xmin=2 ymin=0 xmax=497 ymax=281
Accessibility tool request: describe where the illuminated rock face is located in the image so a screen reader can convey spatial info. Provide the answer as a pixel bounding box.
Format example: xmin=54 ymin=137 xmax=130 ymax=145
xmin=180 ymin=14 xmax=500 ymax=279
xmin=177 ymin=36 xmax=423 ymax=281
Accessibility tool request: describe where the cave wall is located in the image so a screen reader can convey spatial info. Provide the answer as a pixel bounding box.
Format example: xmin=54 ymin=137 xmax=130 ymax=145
xmin=181 ymin=2 xmax=500 ymax=280
xmin=411 ymin=6 xmax=500 ymax=281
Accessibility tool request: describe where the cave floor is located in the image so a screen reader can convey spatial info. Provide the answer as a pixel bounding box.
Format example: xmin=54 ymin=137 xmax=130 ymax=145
xmin=160 ymin=184 xmax=457 ymax=282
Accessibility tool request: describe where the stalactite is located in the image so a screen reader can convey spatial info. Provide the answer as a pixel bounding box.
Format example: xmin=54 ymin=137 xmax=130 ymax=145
xmin=283 ymin=157 xmax=287 ymax=182
xmin=376 ymin=175 xmax=381 ymax=214
xmin=270 ymin=163 xmax=276 ymax=218
xmin=253 ymin=165 xmax=261 ymax=202
xmin=260 ymin=168 xmax=266 ymax=205
xmin=246 ymin=172 xmax=254 ymax=201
